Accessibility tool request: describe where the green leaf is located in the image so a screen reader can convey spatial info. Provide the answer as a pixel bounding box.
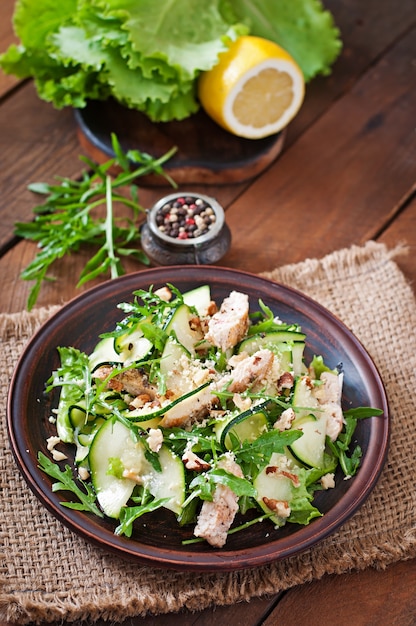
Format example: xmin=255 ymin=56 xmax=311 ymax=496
xmin=1 ymin=0 xmax=340 ymax=118
xmin=310 ymin=354 xmax=336 ymax=378
xmin=13 ymin=135 xmax=175 ymax=309
xmin=227 ymin=0 xmax=342 ymax=81
xmin=189 ymin=465 xmax=256 ymax=502
xmin=234 ymin=428 xmax=303 ymax=475
xmin=115 ymin=497 xmax=169 ymax=537
xmin=111 ymin=132 xmax=130 ymax=171
xmin=27 ymin=181 xmax=52 ymax=195
xmin=325 ymin=405 xmax=377 ymax=478
xmin=38 ymin=452 xmax=103 ymax=517
xmin=343 ymin=407 xmax=384 ymax=420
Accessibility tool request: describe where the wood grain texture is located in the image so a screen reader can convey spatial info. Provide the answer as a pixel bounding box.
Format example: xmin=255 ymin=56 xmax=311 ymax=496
xmin=0 ymin=0 xmax=19 ymax=96
xmin=1 ymin=23 xmax=415 ymax=312
xmin=263 ymin=559 xmax=416 ymax=626
xmin=75 ymin=101 xmax=287 ymax=185
xmin=221 ymin=26 xmax=416 ymax=273
xmin=0 ymin=0 xmax=415 ymax=624
xmin=378 ymin=195 xmax=416 ymax=285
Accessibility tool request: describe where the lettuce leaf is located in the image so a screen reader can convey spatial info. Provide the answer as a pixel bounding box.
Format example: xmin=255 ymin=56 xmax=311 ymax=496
xmin=0 ymin=0 xmax=342 ymax=121
xmin=226 ymin=0 xmax=342 ymax=81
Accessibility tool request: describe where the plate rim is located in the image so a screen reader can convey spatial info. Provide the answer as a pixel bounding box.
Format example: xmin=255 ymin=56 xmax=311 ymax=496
xmin=7 ymin=265 xmax=390 ymax=571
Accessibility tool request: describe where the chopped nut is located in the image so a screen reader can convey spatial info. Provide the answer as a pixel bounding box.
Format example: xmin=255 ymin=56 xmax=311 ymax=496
xmin=263 ymin=497 xmax=291 ymax=518
xmin=277 ymin=371 xmax=294 ymax=391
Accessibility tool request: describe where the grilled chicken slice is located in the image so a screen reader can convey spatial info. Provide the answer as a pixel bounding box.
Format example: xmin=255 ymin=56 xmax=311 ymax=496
xmin=205 ymin=291 xmax=249 ymax=351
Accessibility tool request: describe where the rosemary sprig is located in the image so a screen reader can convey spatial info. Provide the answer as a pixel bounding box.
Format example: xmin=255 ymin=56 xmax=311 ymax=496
xmin=15 ymin=134 xmax=177 ymax=310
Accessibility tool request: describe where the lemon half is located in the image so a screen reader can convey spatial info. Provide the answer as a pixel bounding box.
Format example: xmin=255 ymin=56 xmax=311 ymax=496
xmin=198 ymin=36 xmax=305 ymax=139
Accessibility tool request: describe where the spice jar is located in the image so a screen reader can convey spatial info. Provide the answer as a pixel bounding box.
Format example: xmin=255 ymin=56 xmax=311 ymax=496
xmin=140 ymin=192 xmax=231 ymax=266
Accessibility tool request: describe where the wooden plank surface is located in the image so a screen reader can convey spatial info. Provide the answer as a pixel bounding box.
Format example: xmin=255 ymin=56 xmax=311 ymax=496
xmin=1 ymin=0 xmax=415 ymax=254
xmin=264 ymin=559 xmax=416 ymax=626
xmin=0 ymin=0 xmax=19 ymax=96
xmin=1 ymin=21 xmax=415 ymax=313
xmin=0 ymin=1 xmax=415 ymax=625
xmin=223 ymin=25 xmax=416 ymax=273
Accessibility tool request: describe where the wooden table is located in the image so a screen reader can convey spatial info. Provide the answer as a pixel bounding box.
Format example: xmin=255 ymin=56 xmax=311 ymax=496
xmin=1 ymin=1 xmax=415 ymax=624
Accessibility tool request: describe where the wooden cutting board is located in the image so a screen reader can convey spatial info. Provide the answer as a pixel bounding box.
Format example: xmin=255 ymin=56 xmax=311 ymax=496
xmin=75 ymin=99 xmax=286 ymax=186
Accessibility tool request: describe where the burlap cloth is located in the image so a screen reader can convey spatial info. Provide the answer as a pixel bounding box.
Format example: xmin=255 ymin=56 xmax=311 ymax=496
xmin=1 ymin=241 xmax=416 ymax=625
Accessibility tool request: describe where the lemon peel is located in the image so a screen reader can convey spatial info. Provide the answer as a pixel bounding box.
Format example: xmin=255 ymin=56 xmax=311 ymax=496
xmin=198 ymin=35 xmax=305 ymax=139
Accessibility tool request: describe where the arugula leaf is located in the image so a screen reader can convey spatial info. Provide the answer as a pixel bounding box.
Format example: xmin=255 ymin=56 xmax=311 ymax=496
xmin=343 ymin=407 xmax=384 ymax=420
xmin=189 ymin=468 xmax=257 ymax=502
xmin=115 ymin=498 xmax=169 ymax=537
xmin=233 ymin=428 xmax=303 ymax=477
xmin=38 ymin=451 xmax=103 ymax=517
xmin=326 ymin=406 xmax=383 ymax=477
xmin=14 ymin=134 xmax=176 ymax=310
xmin=247 ymin=299 xmax=299 ymax=335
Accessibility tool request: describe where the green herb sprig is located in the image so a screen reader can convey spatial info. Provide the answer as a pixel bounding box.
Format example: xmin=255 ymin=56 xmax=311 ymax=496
xmin=38 ymin=452 xmax=103 ymax=517
xmin=15 ymin=134 xmax=177 ymax=310
xmin=326 ymin=407 xmax=384 ymax=476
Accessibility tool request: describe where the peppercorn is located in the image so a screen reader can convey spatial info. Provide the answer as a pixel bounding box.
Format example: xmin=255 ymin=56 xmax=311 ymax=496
xmin=155 ymin=195 xmax=217 ymax=240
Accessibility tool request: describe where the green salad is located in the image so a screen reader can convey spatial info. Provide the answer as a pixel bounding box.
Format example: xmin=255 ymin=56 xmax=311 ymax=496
xmin=39 ymin=283 xmax=381 ymax=547
xmin=0 ymin=0 xmax=342 ymax=122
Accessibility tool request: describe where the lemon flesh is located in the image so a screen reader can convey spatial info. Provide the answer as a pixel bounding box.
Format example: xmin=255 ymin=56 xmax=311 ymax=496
xmin=198 ymin=36 xmax=305 ymax=139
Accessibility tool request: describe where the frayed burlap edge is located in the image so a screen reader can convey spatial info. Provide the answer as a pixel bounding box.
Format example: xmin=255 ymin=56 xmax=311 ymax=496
xmin=261 ymin=240 xmax=410 ymax=290
xmin=1 ymin=240 xmax=415 ymax=625
xmin=0 ymin=305 xmax=61 ymax=340
xmin=3 ymin=528 xmax=415 ymax=626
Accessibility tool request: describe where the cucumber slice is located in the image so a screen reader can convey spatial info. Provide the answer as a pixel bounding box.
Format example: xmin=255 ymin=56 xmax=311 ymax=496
xmin=160 ymin=336 xmax=193 ymax=396
xmin=290 ymin=377 xmax=327 ymax=468
xmin=144 ymin=445 xmax=185 ymax=515
xmin=133 ymin=416 xmax=162 ymax=430
xmin=124 ymin=383 xmax=211 ymax=422
xmin=215 ymin=405 xmax=269 ymax=449
xmin=238 ymin=330 xmax=306 ymax=354
xmin=254 ymin=452 xmax=297 ymax=525
xmin=89 ymin=418 xmax=140 ymax=518
xmin=114 ymin=325 xmax=153 ymax=364
xmin=75 ymin=417 xmax=105 ymax=463
xmin=164 ymin=303 xmax=201 ymax=355
xmin=89 ymin=418 xmax=185 ymax=518
xmin=292 ymin=377 xmax=320 ymax=420
xmin=160 ymin=336 xmax=190 ymax=376
xmin=89 ymin=337 xmax=121 ymax=372
xmin=238 ymin=331 xmax=305 ymax=376
xmin=289 ymin=413 xmax=327 ymax=468
xmin=291 ymin=341 xmax=306 ymax=377
xmin=182 ymin=285 xmax=211 ymax=316
xmin=68 ymin=403 xmax=89 ymax=430
xmin=69 ymin=395 xmax=124 ymax=430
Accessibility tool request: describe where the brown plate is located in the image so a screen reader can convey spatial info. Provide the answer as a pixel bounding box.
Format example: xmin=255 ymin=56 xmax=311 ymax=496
xmin=7 ymin=266 xmax=389 ymax=571
xmin=74 ymin=99 xmax=286 ymax=185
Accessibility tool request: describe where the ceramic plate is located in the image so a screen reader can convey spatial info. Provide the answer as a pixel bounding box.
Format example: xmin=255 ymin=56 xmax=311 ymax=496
xmin=74 ymin=100 xmax=285 ymax=185
xmin=7 ymin=266 xmax=389 ymax=571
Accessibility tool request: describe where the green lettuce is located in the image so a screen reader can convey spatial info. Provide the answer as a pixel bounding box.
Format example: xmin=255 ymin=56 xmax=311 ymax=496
xmin=227 ymin=0 xmax=342 ymax=81
xmin=0 ymin=0 xmax=341 ymax=122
